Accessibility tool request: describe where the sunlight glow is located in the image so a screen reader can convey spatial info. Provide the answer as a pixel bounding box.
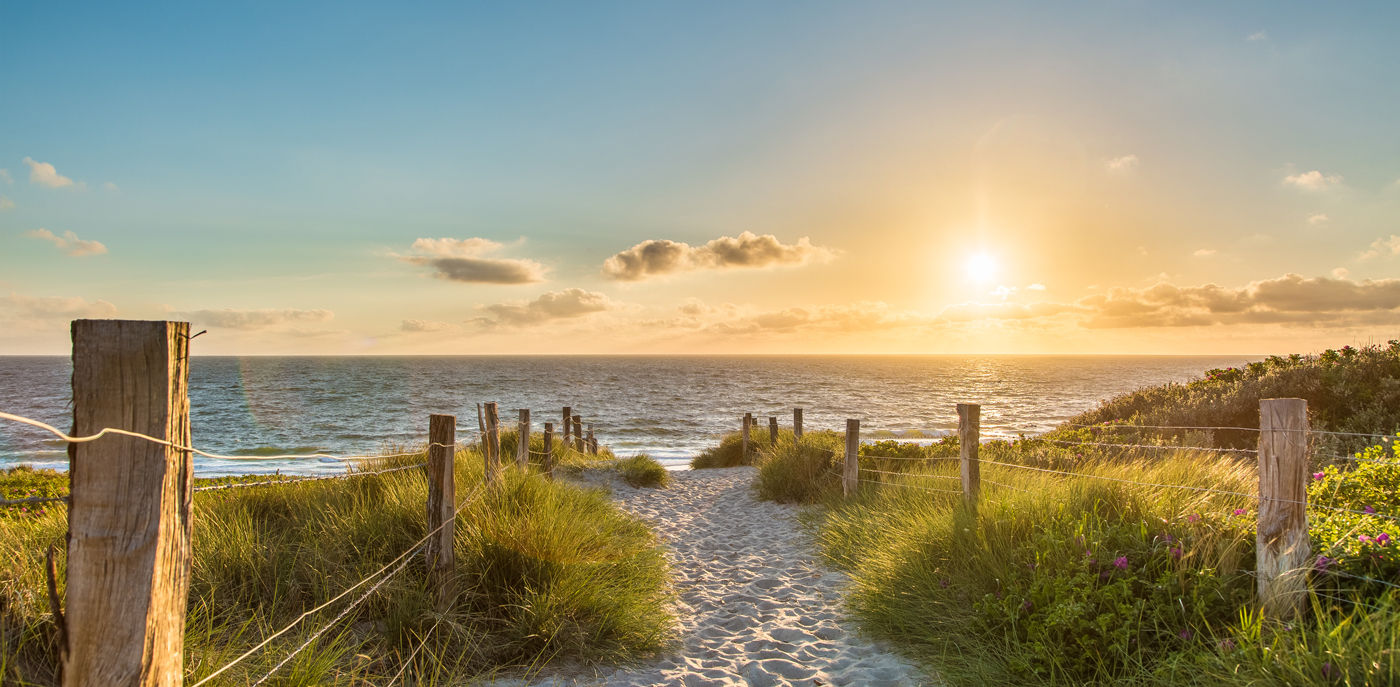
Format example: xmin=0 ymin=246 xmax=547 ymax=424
xmin=966 ymin=253 xmax=998 ymax=283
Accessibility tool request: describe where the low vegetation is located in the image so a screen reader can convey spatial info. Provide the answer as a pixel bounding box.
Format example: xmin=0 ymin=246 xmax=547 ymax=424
xmin=731 ymin=346 xmax=1400 ymax=686
xmin=0 ymin=436 xmax=672 ymax=685
xmin=614 ymin=454 xmax=669 ymax=489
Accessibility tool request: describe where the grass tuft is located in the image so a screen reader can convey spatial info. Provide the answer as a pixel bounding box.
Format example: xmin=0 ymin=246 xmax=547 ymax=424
xmin=615 ymin=455 xmax=669 ymax=489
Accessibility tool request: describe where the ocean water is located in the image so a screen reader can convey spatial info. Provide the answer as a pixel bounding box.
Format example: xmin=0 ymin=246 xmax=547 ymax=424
xmin=0 ymin=355 xmax=1251 ymax=476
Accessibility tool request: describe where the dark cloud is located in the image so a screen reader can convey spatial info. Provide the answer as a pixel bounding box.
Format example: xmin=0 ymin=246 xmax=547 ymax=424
xmin=397 ymin=237 xmax=546 ymax=284
xmin=602 ymin=232 xmax=835 ymax=281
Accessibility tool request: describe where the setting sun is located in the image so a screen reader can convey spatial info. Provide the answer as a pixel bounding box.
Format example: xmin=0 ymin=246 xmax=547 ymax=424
xmin=966 ymin=253 xmax=998 ymax=283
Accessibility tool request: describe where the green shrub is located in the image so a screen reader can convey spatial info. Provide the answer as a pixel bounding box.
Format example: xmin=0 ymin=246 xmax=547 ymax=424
xmin=615 ymin=455 xmax=669 ymax=489
xmin=1062 ymin=341 xmax=1400 ymax=454
xmin=1309 ymin=443 xmax=1400 ymax=591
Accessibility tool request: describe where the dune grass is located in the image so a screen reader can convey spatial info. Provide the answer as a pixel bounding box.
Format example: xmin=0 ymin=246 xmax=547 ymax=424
xmin=614 ymin=455 xmax=668 ymax=489
xmin=0 ymin=439 xmax=672 ymax=685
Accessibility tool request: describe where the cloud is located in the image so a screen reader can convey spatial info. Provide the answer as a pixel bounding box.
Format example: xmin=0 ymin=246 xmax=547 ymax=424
xmin=701 ymin=302 xmax=933 ymax=335
xmin=0 ymin=292 xmax=119 ymax=320
xmin=0 ymin=197 xmax=12 ymax=211
xmin=1193 ymin=248 xmax=1217 ymax=257
xmin=939 ymin=301 xmax=1076 ymax=323
xmin=396 ymin=237 xmax=546 ymax=284
xmin=1105 ymin=155 xmax=1139 ymax=173
xmin=103 ymin=182 xmax=119 ymax=192
xmin=989 ymin=285 xmax=1017 ymax=299
xmin=1247 ymin=31 xmax=1267 ymax=41
xmin=1076 ymin=274 xmax=1400 ymax=328
xmin=1359 ymin=235 xmax=1400 ymax=261
xmin=22 ymin=157 xmax=75 ymax=188
xmin=0 ymin=169 xmax=12 ymax=184
xmin=401 ymin=319 xmax=453 ymax=332
xmin=602 ymin=232 xmax=836 ymax=281
xmin=172 ymin=308 xmax=335 ymax=329
xmin=1282 ymin=170 xmax=1342 ymax=191
xmin=1308 ymin=213 xmax=1329 ymax=224
xmin=472 ymin=288 xmax=617 ymax=327
xmin=24 ymin=229 xmax=108 ymax=256
xmin=1333 ymin=268 xmax=1350 ymax=278
xmin=1026 ymin=283 xmax=1046 ymax=291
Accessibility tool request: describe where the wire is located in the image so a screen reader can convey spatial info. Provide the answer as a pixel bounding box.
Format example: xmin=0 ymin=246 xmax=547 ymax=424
xmin=192 ymin=463 xmax=427 ymax=493
xmin=983 ymin=479 xmax=1032 ymax=493
xmin=856 ymin=477 xmax=962 ymax=495
xmin=1037 ymin=439 xmax=1257 ymax=454
xmin=1064 ymin=423 xmax=1261 ymax=433
xmin=189 ymin=484 xmax=484 ymax=687
xmin=0 ymin=495 xmax=68 ymax=507
xmin=1 ymin=410 xmax=478 ymax=463
xmin=1321 ymin=569 xmax=1400 ymax=591
xmin=249 ymin=552 xmax=418 ymax=687
xmin=977 ymin=459 xmax=1258 ymax=500
xmin=860 ymin=467 xmax=960 ymax=480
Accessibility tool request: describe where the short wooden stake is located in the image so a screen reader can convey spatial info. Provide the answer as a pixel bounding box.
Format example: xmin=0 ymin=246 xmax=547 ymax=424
xmin=66 ymin=319 xmax=193 ymax=687
xmin=958 ymin=403 xmax=981 ymax=509
xmin=484 ymin=402 xmax=501 ymax=486
xmin=793 ymin=407 xmax=803 ymax=440
xmin=562 ymin=406 xmax=572 ymax=445
xmin=425 ymin=414 xmax=456 ymax=612
xmin=844 ymin=419 xmax=860 ymax=497
xmin=1258 ymin=398 xmax=1310 ymax=617
xmin=517 ymin=408 xmax=530 ymax=467
xmin=742 ymin=413 xmax=752 ymax=460
xmin=573 ymin=414 xmax=584 ymax=453
xmin=587 ymin=423 xmax=596 ymax=455
xmin=769 ymin=416 xmax=779 ymax=444
xmin=543 ymin=422 xmax=555 ymax=481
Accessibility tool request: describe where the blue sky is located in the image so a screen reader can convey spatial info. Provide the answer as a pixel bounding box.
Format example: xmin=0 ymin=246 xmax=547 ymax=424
xmin=2 ymin=1 xmax=1399 ymax=354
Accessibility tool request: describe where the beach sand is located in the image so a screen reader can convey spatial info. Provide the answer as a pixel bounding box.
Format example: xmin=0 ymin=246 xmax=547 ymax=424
xmin=503 ymin=466 xmax=935 ymax=687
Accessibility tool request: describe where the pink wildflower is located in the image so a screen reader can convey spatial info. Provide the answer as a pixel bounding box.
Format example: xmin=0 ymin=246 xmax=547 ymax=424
xmin=1114 ymin=556 xmax=1129 ymax=570
xmin=1233 ymin=509 xmax=1247 ymax=516
xmin=1364 ymin=505 xmax=1377 ymax=515
xmin=1187 ymin=514 xmax=1200 ymax=523
xmin=1378 ymin=533 xmax=1391 ymax=546
xmin=1313 ymin=472 xmax=1326 ymax=481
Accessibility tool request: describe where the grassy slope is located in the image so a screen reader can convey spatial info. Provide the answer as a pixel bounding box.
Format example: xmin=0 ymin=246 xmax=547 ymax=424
xmin=0 ymin=434 xmax=671 ymax=685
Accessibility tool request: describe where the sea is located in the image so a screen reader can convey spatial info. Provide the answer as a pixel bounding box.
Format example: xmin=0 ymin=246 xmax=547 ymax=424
xmin=0 ymin=355 xmax=1251 ymax=476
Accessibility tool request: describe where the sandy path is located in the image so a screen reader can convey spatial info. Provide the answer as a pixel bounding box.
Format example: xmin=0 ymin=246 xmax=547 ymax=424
xmin=541 ymin=466 xmax=933 ymax=687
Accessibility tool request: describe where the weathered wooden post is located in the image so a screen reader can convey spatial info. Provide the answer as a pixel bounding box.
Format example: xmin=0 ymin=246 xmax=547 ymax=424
xmin=477 ymin=402 xmax=486 ymax=452
xmin=958 ymin=403 xmax=981 ymax=509
xmin=587 ymin=423 xmax=597 ymax=455
xmin=742 ymin=413 xmax=752 ymax=461
xmin=66 ymin=319 xmax=193 ymax=687
xmin=517 ymin=408 xmax=530 ymax=467
xmin=425 ymin=414 xmax=456 ymax=612
xmin=543 ymin=422 xmax=555 ymax=481
xmin=1258 ymin=398 xmax=1310 ymax=617
xmin=769 ymin=416 xmax=779 ymax=445
xmin=573 ymin=414 xmax=584 ymax=453
xmin=844 ymin=419 xmax=860 ymax=497
xmin=484 ymin=402 xmax=501 ymax=485
xmin=793 ymin=407 xmax=803 ymax=440
xmin=562 ymin=406 xmax=572 ymax=445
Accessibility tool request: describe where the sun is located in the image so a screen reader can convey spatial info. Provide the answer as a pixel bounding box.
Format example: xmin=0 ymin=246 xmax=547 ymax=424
xmin=966 ymin=253 xmax=998 ymax=283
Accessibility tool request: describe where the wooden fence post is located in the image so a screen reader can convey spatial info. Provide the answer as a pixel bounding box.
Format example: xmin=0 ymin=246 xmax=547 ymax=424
xmin=794 ymin=407 xmax=803 ymax=440
xmin=769 ymin=416 xmax=779 ymax=445
xmin=517 ymin=409 xmax=530 ymax=467
xmin=1258 ymin=398 xmax=1310 ymax=617
xmin=543 ymin=422 xmax=555 ymax=481
xmin=425 ymin=414 xmax=456 ymax=612
xmin=742 ymin=413 xmax=752 ymax=460
xmin=958 ymin=403 xmax=981 ymax=509
xmin=573 ymin=414 xmax=584 ymax=453
xmin=484 ymin=402 xmax=501 ymax=486
xmin=844 ymin=419 xmax=860 ymax=497
xmin=476 ymin=403 xmax=486 ymax=453
xmin=562 ymin=406 xmax=572 ymax=445
xmin=66 ymin=319 xmax=193 ymax=687
xmin=587 ymin=423 xmax=596 ymax=455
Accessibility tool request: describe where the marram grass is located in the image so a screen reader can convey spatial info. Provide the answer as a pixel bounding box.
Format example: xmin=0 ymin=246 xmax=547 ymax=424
xmin=0 ymin=437 xmax=673 ymax=685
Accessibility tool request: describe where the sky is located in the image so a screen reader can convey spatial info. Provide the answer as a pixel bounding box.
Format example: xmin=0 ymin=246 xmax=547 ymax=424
xmin=2 ymin=1 xmax=1398 ymax=355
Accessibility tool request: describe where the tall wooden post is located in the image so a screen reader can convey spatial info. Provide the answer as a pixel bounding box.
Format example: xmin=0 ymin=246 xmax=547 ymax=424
xmin=484 ymin=402 xmax=501 ymax=486
xmin=543 ymin=422 xmax=555 ymax=481
xmin=425 ymin=414 xmax=456 ymax=612
xmin=844 ymin=419 xmax=860 ymax=497
xmin=562 ymin=406 xmax=572 ymax=445
xmin=587 ymin=423 xmax=596 ymax=455
xmin=1258 ymin=398 xmax=1310 ymax=617
xmin=769 ymin=416 xmax=779 ymax=444
xmin=958 ymin=403 xmax=981 ymax=509
xmin=794 ymin=407 xmax=803 ymax=440
xmin=476 ymin=403 xmax=486 ymax=452
xmin=573 ymin=414 xmax=584 ymax=453
xmin=517 ymin=408 xmax=530 ymax=467
xmin=742 ymin=413 xmax=752 ymax=461
xmin=66 ymin=319 xmax=193 ymax=687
